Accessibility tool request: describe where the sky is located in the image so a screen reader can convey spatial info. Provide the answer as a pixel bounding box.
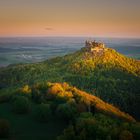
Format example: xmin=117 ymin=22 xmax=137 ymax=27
xmin=0 ymin=0 xmax=140 ymax=37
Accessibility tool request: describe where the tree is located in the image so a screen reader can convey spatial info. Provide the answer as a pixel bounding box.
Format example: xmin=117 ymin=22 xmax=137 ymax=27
xmin=0 ymin=119 xmax=10 ymax=138
xmin=12 ymin=96 xmax=31 ymax=114
xmin=56 ymin=103 xmax=77 ymax=121
xmin=57 ymin=125 xmax=76 ymax=140
xmin=119 ymin=130 xmax=134 ymax=140
xmin=34 ymin=103 xmax=52 ymax=122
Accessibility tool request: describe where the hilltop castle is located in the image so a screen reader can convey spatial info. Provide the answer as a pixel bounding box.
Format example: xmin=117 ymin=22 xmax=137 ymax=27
xmin=84 ymin=40 xmax=106 ymax=54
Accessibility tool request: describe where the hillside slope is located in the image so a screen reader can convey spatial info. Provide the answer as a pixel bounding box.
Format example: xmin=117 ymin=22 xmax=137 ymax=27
xmin=46 ymin=82 xmax=135 ymax=122
xmin=0 ymin=41 xmax=140 ymax=120
xmin=1 ymin=81 xmax=140 ymax=140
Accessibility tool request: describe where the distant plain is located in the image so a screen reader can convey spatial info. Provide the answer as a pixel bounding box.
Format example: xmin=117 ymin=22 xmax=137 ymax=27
xmin=0 ymin=37 xmax=140 ymax=67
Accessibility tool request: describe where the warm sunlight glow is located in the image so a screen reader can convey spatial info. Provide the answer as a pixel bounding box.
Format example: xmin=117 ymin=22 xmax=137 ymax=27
xmin=0 ymin=0 xmax=140 ymax=37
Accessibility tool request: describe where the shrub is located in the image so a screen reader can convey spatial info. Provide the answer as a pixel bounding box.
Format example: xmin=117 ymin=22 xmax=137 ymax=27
xmin=12 ymin=96 xmax=31 ymax=114
xmin=0 ymin=93 xmax=11 ymax=103
xmin=57 ymin=91 xmax=73 ymax=100
xmin=130 ymin=124 xmax=140 ymax=140
xmin=57 ymin=125 xmax=76 ymax=140
xmin=47 ymin=83 xmax=64 ymax=95
xmin=119 ymin=130 xmax=134 ymax=140
xmin=32 ymin=89 xmax=45 ymax=103
xmin=79 ymin=112 xmax=93 ymax=119
xmin=34 ymin=103 xmax=52 ymax=122
xmin=67 ymin=98 xmax=76 ymax=106
xmin=0 ymin=119 xmax=10 ymax=138
xmin=14 ymin=85 xmax=32 ymax=99
xmin=33 ymin=82 xmax=49 ymax=93
xmin=56 ymin=103 xmax=77 ymax=121
xmin=76 ymin=103 xmax=87 ymax=113
xmin=20 ymin=85 xmax=31 ymax=94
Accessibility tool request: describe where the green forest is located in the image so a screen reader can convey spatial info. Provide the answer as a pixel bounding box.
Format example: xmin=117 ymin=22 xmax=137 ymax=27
xmin=0 ymin=44 xmax=140 ymax=140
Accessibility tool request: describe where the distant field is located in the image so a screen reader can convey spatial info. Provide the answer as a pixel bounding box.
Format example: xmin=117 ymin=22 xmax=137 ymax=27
xmin=0 ymin=37 xmax=140 ymax=67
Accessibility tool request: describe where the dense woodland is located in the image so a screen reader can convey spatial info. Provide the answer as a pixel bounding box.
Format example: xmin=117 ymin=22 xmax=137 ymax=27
xmin=0 ymin=82 xmax=140 ymax=139
xmin=0 ymin=46 xmax=140 ymax=139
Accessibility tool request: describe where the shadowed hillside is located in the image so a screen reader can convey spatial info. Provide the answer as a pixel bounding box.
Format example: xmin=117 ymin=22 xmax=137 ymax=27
xmin=0 ymin=81 xmax=140 ymax=139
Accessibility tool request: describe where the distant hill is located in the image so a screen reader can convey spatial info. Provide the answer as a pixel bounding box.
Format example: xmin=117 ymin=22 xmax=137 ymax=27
xmin=0 ymin=40 xmax=140 ymax=120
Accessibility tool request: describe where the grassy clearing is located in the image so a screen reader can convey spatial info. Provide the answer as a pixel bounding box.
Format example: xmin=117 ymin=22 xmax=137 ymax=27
xmin=0 ymin=103 xmax=67 ymax=140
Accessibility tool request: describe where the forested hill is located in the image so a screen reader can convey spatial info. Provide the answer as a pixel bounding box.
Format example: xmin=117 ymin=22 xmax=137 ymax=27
xmin=0 ymin=41 xmax=140 ymax=88
xmin=66 ymin=41 xmax=140 ymax=76
xmin=0 ymin=41 xmax=140 ymax=120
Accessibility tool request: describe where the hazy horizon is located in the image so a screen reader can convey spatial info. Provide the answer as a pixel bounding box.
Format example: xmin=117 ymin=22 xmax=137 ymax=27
xmin=0 ymin=37 xmax=140 ymax=67
xmin=0 ymin=35 xmax=140 ymax=39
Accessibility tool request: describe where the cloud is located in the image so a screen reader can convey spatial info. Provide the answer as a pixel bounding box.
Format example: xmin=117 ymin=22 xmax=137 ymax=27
xmin=45 ymin=27 xmax=54 ymax=31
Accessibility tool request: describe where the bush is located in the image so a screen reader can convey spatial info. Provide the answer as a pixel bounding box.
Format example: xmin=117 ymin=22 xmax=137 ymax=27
xmin=119 ymin=130 xmax=134 ymax=140
xmin=0 ymin=93 xmax=11 ymax=103
xmin=47 ymin=83 xmax=64 ymax=95
xmin=32 ymin=89 xmax=44 ymax=103
xmin=56 ymin=103 xmax=77 ymax=121
xmin=20 ymin=85 xmax=31 ymax=94
xmin=34 ymin=103 xmax=52 ymax=122
xmin=0 ymin=119 xmax=10 ymax=138
xmin=14 ymin=85 xmax=32 ymax=99
xmin=57 ymin=125 xmax=76 ymax=140
xmin=76 ymin=103 xmax=87 ymax=113
xmin=130 ymin=124 xmax=140 ymax=140
xmin=79 ymin=112 xmax=93 ymax=119
xmin=12 ymin=96 xmax=31 ymax=114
